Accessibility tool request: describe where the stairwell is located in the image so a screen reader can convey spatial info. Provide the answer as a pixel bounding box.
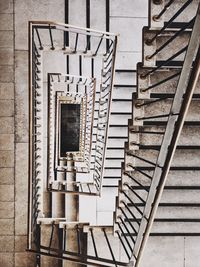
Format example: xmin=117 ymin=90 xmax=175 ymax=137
xmin=0 ymin=0 xmax=200 ymax=267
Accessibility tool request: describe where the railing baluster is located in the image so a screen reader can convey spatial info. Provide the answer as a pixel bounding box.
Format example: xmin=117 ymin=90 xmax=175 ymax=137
xmin=135 ymin=96 xmax=170 ymax=108
xmin=135 ymin=112 xmax=179 ymax=121
xmin=115 ymin=230 xmax=131 ymax=260
xmin=49 ymin=26 xmax=55 ymax=50
xmin=103 ymin=228 xmax=117 ymax=266
xmin=90 ymin=228 xmax=98 ymax=258
xmin=63 ymin=225 xmax=67 ymax=251
xmin=93 ymin=35 xmax=104 ymax=56
xmin=119 ymin=217 xmax=135 ymax=244
xmin=117 ymin=222 xmax=133 ymax=252
xmin=122 ymin=192 xmax=144 ymax=216
xmin=147 ymin=0 xmax=193 ymax=45
xmin=76 ymin=226 xmax=81 ymax=254
xmin=48 ymin=222 xmax=55 ymax=253
xmin=35 ymin=28 xmax=43 ymax=50
xmin=127 ymin=152 xmax=157 ymax=167
xmin=123 ymin=173 xmax=149 ymax=192
xmin=141 ymin=71 xmax=180 ymax=92
xmin=73 ymin=33 xmax=79 ymax=53
xmin=119 ymin=207 xmax=138 ymax=235
xmin=124 ymin=184 xmax=146 ymax=204
xmin=141 ymin=46 xmax=187 ymax=79
xmin=153 ymin=0 xmax=175 ymax=20
xmin=147 ymin=18 xmax=195 ymax=60
xmin=134 ymin=168 xmax=152 ymax=180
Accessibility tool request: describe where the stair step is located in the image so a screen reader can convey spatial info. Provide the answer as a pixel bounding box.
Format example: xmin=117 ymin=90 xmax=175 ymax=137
xmin=125 ymin=149 xmax=200 ymax=168
xmin=123 ymin=169 xmax=200 ymax=187
xmin=128 ymin=124 xmax=200 ymax=148
xmin=136 ymin=65 xmax=200 ymax=97
xmin=132 ymin=98 xmax=200 ymax=123
xmin=149 ymin=0 xmax=198 ymax=29
xmin=143 ymin=27 xmax=190 ymax=67
xmin=114 ymin=70 xmax=136 ymax=86
xmin=125 ymin=189 xmax=200 ymax=204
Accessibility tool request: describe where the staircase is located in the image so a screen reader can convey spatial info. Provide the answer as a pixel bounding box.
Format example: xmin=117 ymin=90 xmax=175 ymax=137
xmin=27 ymin=0 xmax=200 ymax=267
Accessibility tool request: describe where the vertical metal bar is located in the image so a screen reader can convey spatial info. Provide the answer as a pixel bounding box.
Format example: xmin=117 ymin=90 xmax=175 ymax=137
xmin=120 ymin=207 xmax=138 ymax=235
xmin=80 ymin=183 xmax=83 ymax=192
xmin=66 ymin=55 xmax=69 ymax=81
xmin=115 ymin=230 xmax=131 ymax=260
xmin=94 ymin=35 xmax=104 ymax=56
xmin=119 ymin=217 xmax=135 ymax=244
xmin=141 ymin=46 xmax=187 ymax=79
xmin=102 ymin=228 xmax=117 ymax=267
xmin=48 ymin=222 xmax=55 ymax=253
xmin=90 ymin=228 xmax=98 ymax=257
xmin=106 ymin=0 xmax=110 ymax=51
xmin=117 ymin=222 xmax=133 ymax=252
xmin=155 ymin=0 xmax=175 ymax=19
xmin=142 ymin=71 xmax=180 ymax=92
xmin=79 ymin=55 xmax=82 ymax=82
xmin=64 ymin=0 xmax=69 ymax=47
xmin=91 ymin=58 xmax=94 ymax=78
xmin=49 ymin=26 xmax=55 ymax=50
xmin=125 ymin=184 xmax=146 ymax=204
xmin=84 ymin=35 xmax=91 ymax=53
xmin=36 ymin=224 xmax=41 ymax=251
xmin=87 ymin=183 xmax=92 ymax=193
xmin=63 ymin=225 xmax=67 ymax=251
xmin=73 ymin=33 xmax=79 ymax=53
xmin=86 ymin=0 xmax=91 ymax=50
xmin=35 ymin=28 xmax=43 ymax=50
xmin=76 ymin=226 xmax=81 ymax=254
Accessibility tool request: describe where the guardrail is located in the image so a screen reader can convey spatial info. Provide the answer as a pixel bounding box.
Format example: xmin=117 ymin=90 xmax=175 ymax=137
xmin=28 ymin=1 xmax=200 ymax=266
xmin=28 ymin=20 xmax=118 ymax=260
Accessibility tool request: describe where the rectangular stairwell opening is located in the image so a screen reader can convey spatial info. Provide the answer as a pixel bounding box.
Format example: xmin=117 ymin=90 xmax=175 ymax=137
xmin=60 ymin=103 xmax=81 ymax=156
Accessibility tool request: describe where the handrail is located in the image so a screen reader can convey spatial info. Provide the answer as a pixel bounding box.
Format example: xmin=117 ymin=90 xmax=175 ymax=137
xmin=134 ymin=4 xmax=200 ymax=265
xmin=28 ymin=20 xmax=118 ymax=260
xmin=28 ymin=1 xmax=200 ymax=267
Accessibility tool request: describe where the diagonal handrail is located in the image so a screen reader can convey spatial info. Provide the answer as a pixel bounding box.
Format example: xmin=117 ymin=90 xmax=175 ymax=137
xmin=133 ymin=4 xmax=200 ymax=265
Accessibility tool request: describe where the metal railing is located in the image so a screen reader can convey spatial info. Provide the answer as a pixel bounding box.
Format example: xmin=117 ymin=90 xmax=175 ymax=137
xmin=28 ymin=20 xmax=118 ymax=263
xmin=47 ymin=73 xmax=98 ymax=193
xmin=116 ymin=2 xmax=200 ymax=266
xmin=28 ymin=1 xmax=200 ymax=267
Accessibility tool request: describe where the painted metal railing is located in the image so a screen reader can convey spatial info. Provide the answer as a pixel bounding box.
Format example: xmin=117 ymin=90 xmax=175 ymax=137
xmin=47 ymin=73 xmax=97 ymax=194
xmin=28 ymin=20 xmax=118 ymax=264
xmin=114 ymin=1 xmax=200 ymax=267
xmin=28 ymin=1 xmax=200 ymax=267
